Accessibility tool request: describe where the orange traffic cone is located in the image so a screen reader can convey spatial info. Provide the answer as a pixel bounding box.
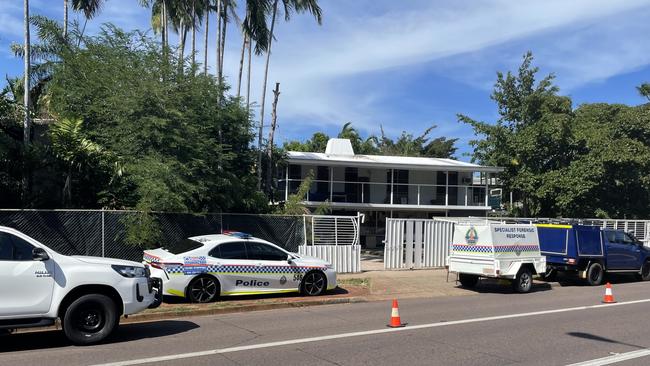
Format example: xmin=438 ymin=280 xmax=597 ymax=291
xmin=602 ymin=282 xmax=616 ymax=303
xmin=387 ymin=299 xmax=406 ymax=328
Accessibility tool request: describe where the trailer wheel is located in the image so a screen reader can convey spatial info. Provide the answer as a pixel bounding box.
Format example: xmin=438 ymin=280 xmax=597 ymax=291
xmin=636 ymin=261 xmax=650 ymax=281
xmin=458 ymin=274 xmax=479 ymax=288
xmin=586 ymin=263 xmax=604 ymax=286
xmin=512 ymin=268 xmax=533 ymax=293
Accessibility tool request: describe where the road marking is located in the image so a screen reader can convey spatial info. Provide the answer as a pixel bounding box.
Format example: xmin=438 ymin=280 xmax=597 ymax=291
xmin=92 ymin=298 xmax=650 ymax=366
xmin=566 ymin=349 xmax=650 ymax=366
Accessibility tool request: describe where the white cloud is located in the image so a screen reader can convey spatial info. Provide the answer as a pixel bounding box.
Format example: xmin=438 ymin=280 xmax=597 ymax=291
xmin=245 ymin=0 xmax=650 ymax=140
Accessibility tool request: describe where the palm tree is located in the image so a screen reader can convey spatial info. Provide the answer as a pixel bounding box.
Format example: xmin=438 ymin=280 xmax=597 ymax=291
xmin=215 ymin=0 xmax=222 ymax=79
xmin=23 ymin=0 xmax=30 ymax=149
xmin=215 ymin=0 xmax=238 ymax=81
xmin=64 ymin=0 xmax=105 ymax=38
xmin=63 ymin=0 xmax=68 ymax=37
xmin=237 ymin=0 xmax=271 ymax=98
xmin=50 ymin=118 xmax=104 ymax=206
xmin=203 ymin=0 xmax=210 ymax=75
xmin=257 ymin=0 xmax=322 ymax=188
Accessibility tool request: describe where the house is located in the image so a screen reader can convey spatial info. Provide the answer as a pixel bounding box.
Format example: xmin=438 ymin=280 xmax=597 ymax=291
xmin=280 ymin=138 xmax=503 ymax=248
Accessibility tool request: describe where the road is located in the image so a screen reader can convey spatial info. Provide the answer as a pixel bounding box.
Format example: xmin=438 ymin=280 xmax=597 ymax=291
xmin=3 ymin=278 xmax=650 ymax=366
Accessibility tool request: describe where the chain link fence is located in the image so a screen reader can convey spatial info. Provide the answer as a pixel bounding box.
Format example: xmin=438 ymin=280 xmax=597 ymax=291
xmin=0 ymin=210 xmax=305 ymax=261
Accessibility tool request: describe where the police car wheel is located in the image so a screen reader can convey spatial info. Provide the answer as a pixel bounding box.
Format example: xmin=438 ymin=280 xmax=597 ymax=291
xmin=301 ymin=271 xmax=326 ymax=296
xmin=513 ymin=268 xmax=533 ymax=293
xmin=188 ymin=276 xmax=219 ymax=303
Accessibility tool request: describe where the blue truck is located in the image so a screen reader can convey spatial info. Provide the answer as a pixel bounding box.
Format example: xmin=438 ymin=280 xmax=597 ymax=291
xmin=536 ymin=224 xmax=650 ymax=285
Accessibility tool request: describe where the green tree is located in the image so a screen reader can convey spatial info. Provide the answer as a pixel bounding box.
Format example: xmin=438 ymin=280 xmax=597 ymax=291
xmin=638 ymin=83 xmax=650 ymax=102
xmin=49 ymin=118 xmax=106 ymax=206
xmin=337 ymin=122 xmax=379 ymax=155
xmin=459 ymin=52 xmax=570 ymax=216
xmin=43 ymin=23 xmax=266 ymax=213
xmin=461 ymin=52 xmax=650 ymax=218
xmin=377 ymin=125 xmax=457 ymax=158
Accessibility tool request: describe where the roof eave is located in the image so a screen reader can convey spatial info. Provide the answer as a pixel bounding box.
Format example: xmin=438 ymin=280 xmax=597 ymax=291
xmin=286 ymin=157 xmax=504 ymax=173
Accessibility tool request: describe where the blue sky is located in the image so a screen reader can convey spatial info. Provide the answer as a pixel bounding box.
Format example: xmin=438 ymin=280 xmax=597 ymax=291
xmin=1 ymin=0 xmax=650 ymax=160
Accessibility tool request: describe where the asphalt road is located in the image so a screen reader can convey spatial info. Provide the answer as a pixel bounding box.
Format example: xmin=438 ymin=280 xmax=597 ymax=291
xmin=3 ymin=277 xmax=650 ymax=366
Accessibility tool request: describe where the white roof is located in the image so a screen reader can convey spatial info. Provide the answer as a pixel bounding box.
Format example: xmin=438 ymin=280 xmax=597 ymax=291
xmin=286 ymin=151 xmax=502 ymax=173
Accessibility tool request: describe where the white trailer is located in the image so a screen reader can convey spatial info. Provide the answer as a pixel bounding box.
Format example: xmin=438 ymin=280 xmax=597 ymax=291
xmin=448 ymin=223 xmax=545 ymax=293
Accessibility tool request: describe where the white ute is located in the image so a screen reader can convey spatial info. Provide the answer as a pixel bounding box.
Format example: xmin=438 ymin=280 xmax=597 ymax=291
xmin=448 ymin=223 xmax=546 ymax=293
xmin=0 ymin=226 xmax=161 ymax=345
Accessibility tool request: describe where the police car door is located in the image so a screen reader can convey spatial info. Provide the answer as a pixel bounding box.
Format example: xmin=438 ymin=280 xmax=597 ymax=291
xmin=209 ymin=241 xmax=257 ymax=295
xmin=245 ymin=241 xmax=292 ymax=292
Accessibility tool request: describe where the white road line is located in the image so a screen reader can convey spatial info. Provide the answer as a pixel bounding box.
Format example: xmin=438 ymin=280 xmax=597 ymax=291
xmin=91 ymin=298 xmax=650 ymax=366
xmin=566 ymin=349 xmax=650 ymax=366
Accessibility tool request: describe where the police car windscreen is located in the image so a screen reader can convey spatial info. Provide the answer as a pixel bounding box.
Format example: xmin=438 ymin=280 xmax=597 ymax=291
xmin=165 ymin=238 xmax=204 ymax=254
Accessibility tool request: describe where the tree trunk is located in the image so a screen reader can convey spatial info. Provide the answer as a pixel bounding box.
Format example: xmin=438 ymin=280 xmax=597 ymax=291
xmin=266 ymin=82 xmax=280 ymax=197
xmin=63 ymin=0 xmax=68 ymax=38
xmin=219 ymin=0 xmax=228 ymax=74
xmin=161 ymin=1 xmax=166 ymax=53
xmin=246 ymin=35 xmax=251 ymax=111
xmin=236 ymin=34 xmax=246 ymax=97
xmin=178 ymin=21 xmax=187 ymax=72
xmin=23 ymin=0 xmax=31 ymax=204
xmin=23 ymin=0 xmax=30 ymax=148
xmin=257 ymin=0 xmax=278 ymax=189
xmin=203 ymin=0 xmax=209 ymax=75
xmin=215 ymin=0 xmax=222 ymax=80
xmin=191 ymin=0 xmax=196 ymax=67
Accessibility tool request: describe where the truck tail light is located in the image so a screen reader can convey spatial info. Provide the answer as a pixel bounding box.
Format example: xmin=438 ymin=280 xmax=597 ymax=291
xmin=568 ymin=258 xmax=576 ymax=264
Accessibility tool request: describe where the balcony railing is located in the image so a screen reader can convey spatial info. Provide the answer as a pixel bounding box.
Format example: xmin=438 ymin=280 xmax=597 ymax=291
xmin=278 ymin=179 xmax=489 ymax=207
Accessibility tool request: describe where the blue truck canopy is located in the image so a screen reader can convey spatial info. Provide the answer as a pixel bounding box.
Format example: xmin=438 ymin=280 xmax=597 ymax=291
xmin=536 ymin=224 xmax=603 ymax=264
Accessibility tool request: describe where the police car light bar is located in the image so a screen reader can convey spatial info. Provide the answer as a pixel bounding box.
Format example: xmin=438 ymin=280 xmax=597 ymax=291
xmin=223 ymin=231 xmax=252 ymax=239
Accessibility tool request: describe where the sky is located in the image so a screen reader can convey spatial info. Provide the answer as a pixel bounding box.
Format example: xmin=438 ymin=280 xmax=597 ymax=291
xmin=1 ymin=0 xmax=650 ymax=161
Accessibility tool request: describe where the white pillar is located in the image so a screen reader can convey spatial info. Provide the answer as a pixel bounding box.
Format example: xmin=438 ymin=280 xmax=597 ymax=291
xmin=390 ymin=169 xmax=394 ymax=205
xmin=329 ymin=166 xmax=333 ymax=202
xmin=484 ymin=172 xmax=489 ymax=207
xmin=445 ymin=171 xmax=449 ymax=206
xmin=284 ymin=165 xmax=289 ymax=202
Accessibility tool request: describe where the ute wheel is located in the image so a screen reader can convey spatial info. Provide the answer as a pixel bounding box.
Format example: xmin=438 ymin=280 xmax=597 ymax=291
xmin=188 ymin=276 xmax=220 ymax=303
xmin=301 ymin=271 xmax=327 ymax=296
xmin=636 ymin=261 xmax=650 ymax=281
xmin=458 ymin=274 xmax=479 ymax=288
xmin=62 ymin=294 xmax=117 ymax=345
xmin=586 ymin=263 xmax=604 ymax=286
xmin=512 ymin=268 xmax=533 ymax=293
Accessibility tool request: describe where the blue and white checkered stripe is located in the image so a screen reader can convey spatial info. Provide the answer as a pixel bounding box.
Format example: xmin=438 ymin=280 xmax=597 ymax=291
xmin=452 ymin=244 xmax=493 ymax=253
xmin=163 ymin=264 xmax=323 ymax=275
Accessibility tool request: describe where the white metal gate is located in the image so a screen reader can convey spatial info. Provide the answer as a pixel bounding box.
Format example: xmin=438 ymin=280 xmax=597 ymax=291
xmin=298 ymin=214 xmax=362 ymax=273
xmin=384 ymin=218 xmax=456 ymax=269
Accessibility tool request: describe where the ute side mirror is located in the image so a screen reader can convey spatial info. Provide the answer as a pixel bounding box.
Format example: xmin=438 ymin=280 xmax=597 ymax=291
xmin=287 ymin=254 xmax=293 ymax=264
xmin=32 ymin=247 xmax=49 ymax=261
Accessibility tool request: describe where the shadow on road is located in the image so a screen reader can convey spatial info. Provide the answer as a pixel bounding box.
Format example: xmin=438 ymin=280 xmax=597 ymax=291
xmin=549 ymin=272 xmax=642 ymax=287
xmin=567 ymin=332 xmax=645 ymax=349
xmin=0 ymin=320 xmax=199 ymax=352
xmin=457 ymin=278 xmax=553 ymax=294
xmin=163 ymin=286 xmax=349 ymax=304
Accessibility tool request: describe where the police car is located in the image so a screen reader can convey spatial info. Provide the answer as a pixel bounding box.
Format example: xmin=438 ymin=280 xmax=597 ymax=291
xmin=143 ymin=232 xmax=337 ymax=303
